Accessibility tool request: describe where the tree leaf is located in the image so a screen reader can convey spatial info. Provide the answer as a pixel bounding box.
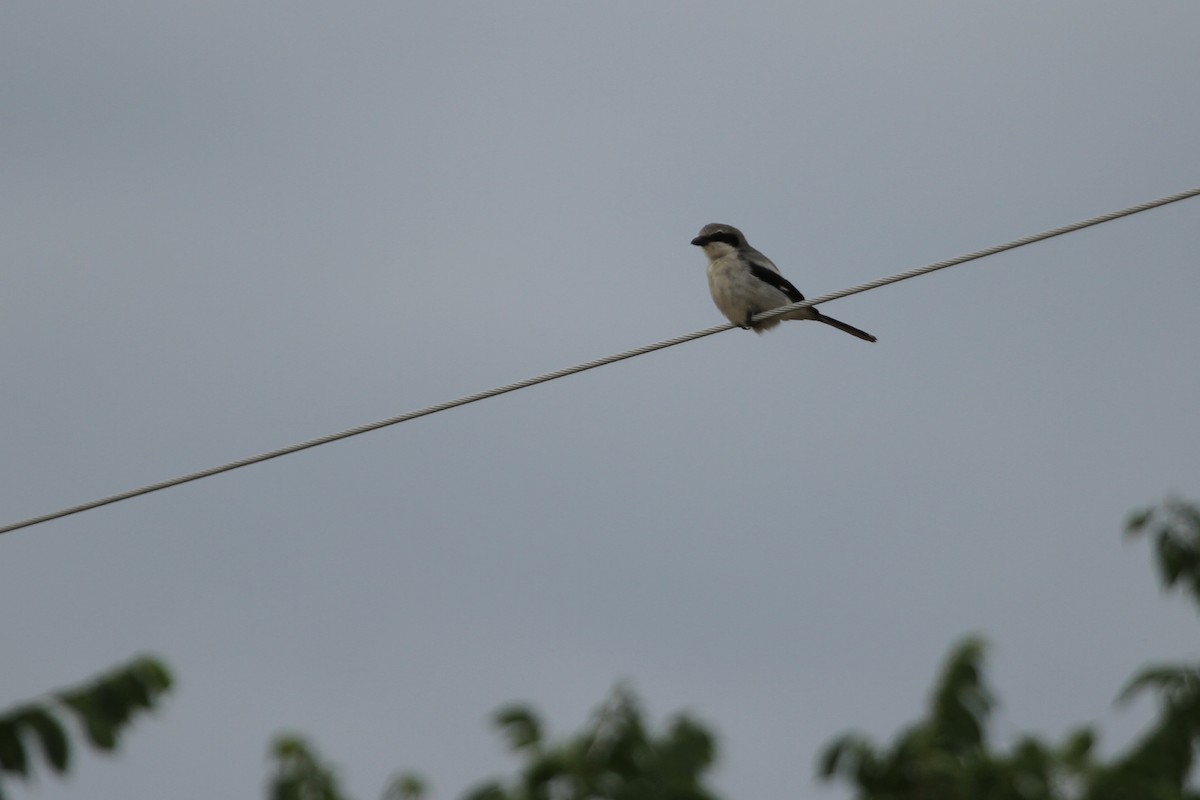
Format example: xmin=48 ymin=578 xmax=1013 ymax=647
xmin=492 ymin=705 xmax=542 ymax=752
xmin=461 ymin=780 xmax=506 ymax=800
xmin=382 ymin=771 xmax=426 ymax=800
xmin=1059 ymin=727 xmax=1096 ymax=770
xmin=0 ymin=718 xmax=28 ymax=777
xmin=15 ymin=709 xmax=69 ymax=773
xmin=1124 ymin=507 xmax=1154 ymax=536
xmin=1117 ymin=664 xmax=1200 ymax=706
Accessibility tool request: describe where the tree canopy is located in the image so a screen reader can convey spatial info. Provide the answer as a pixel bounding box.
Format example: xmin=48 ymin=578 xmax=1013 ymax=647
xmin=267 ymin=495 xmax=1200 ymax=800
xmin=0 ymin=655 xmax=171 ymax=799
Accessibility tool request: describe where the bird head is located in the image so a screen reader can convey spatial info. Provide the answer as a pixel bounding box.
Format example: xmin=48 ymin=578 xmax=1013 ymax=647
xmin=691 ymin=223 xmax=746 ymax=257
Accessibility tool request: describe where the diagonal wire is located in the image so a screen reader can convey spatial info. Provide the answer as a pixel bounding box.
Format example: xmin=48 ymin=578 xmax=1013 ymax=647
xmin=2 ymin=186 xmax=1198 ymax=536
xmin=751 ymin=185 xmax=1200 ymax=324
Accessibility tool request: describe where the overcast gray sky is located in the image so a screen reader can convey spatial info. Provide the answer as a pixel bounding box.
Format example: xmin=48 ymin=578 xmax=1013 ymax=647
xmin=3 ymin=3 xmax=1199 ymax=798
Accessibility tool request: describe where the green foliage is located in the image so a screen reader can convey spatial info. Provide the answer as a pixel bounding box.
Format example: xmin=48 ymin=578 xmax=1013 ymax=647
xmin=269 ymin=735 xmax=352 ymax=800
xmin=818 ymin=637 xmax=1077 ymax=800
xmin=493 ymin=706 xmax=543 ymax=753
xmin=264 ymin=685 xmax=719 ymax=800
xmin=0 ymin=655 xmax=171 ymax=798
xmin=1087 ymin=496 xmax=1200 ymax=800
xmin=928 ymin=636 xmax=993 ymax=754
xmin=461 ymin=684 xmax=719 ymax=800
xmin=263 ymin=495 xmax=1200 ymax=800
xmin=1082 ymin=663 xmax=1200 ymax=800
xmin=819 ymin=496 xmax=1200 ymax=800
xmin=1125 ymin=495 xmax=1200 ymax=609
xmin=381 ymin=771 xmax=427 ymax=800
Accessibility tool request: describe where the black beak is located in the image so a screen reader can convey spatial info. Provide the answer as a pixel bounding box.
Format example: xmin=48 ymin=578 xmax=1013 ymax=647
xmin=690 ymin=236 xmax=706 ymax=246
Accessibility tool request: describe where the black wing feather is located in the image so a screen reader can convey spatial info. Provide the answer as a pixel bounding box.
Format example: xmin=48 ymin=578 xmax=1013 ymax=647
xmin=747 ymin=262 xmax=805 ymax=302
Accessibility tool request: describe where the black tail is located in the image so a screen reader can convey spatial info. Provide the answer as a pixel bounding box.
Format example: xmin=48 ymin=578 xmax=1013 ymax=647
xmin=814 ymin=312 xmax=877 ymax=342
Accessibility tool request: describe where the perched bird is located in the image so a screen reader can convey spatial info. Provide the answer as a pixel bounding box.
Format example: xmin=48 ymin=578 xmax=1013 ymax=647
xmin=691 ymin=223 xmax=876 ymax=342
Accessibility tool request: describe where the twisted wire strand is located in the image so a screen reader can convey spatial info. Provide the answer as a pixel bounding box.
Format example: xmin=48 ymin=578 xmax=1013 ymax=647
xmin=752 ymin=185 xmax=1200 ymax=324
xmin=3 ymin=186 xmax=1198 ymax=536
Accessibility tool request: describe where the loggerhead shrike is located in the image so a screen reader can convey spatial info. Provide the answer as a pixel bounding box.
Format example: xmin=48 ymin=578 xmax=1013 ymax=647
xmin=691 ymin=223 xmax=876 ymax=342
